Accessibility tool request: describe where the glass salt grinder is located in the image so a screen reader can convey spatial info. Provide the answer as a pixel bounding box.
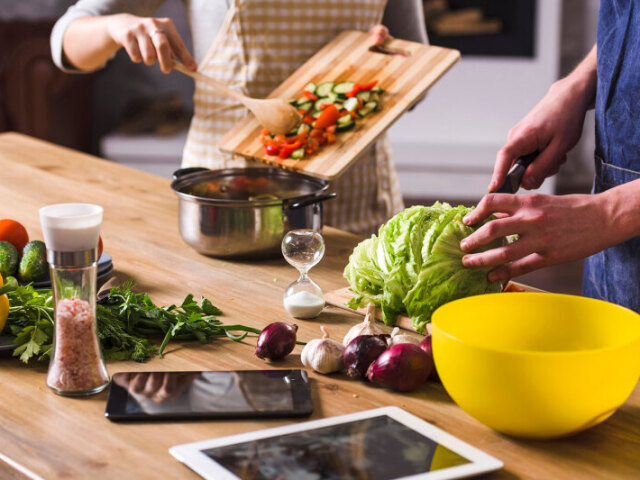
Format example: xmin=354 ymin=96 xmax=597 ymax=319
xmin=40 ymin=203 xmax=109 ymax=396
xmin=281 ymin=229 xmax=325 ymax=319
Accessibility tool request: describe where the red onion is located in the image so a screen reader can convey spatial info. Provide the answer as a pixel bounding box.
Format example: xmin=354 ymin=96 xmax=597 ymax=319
xmin=255 ymin=322 xmax=298 ymax=360
xmin=343 ymin=334 xmax=388 ymax=378
xmin=367 ymin=343 xmax=433 ymax=392
xmin=418 ymin=335 xmax=439 ymax=381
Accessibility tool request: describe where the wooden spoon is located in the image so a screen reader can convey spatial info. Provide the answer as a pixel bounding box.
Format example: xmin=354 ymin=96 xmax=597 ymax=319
xmin=173 ymin=62 xmax=300 ymax=134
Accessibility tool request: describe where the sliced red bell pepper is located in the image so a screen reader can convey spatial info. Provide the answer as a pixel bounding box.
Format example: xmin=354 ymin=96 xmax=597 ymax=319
xmin=278 ymin=140 xmax=302 ymax=159
xmin=345 ymin=80 xmax=379 ymax=98
xmin=314 ymin=104 xmax=340 ymax=129
xmin=302 ymin=90 xmax=318 ymax=101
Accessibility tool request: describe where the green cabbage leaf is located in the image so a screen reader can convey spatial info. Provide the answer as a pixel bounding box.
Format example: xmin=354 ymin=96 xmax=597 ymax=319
xmin=344 ymin=203 xmax=504 ymax=333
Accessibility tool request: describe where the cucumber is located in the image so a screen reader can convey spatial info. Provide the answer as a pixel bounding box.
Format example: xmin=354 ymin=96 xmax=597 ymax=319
xmin=337 ymin=114 xmax=353 ymax=126
xmin=356 ymin=90 xmax=371 ymax=102
xmin=297 ymin=101 xmax=313 ymax=113
xmin=336 ymin=119 xmax=355 ymax=132
xmin=288 ymin=99 xmax=298 ymax=105
xmin=316 ymin=82 xmax=334 ymax=97
xmin=314 ymin=95 xmax=336 ymax=111
xmin=333 ymin=81 xmax=355 ymax=96
xmin=357 ymin=106 xmax=374 ymax=117
xmin=285 ymin=128 xmax=298 ymax=137
xmin=297 ymin=123 xmax=311 ymax=135
xmin=312 ymin=110 xmax=323 ymax=118
xmin=303 ymin=82 xmax=317 ymax=94
xmin=371 ymin=85 xmax=382 ymax=93
xmin=343 ymin=97 xmax=359 ymax=112
xmin=0 ymin=241 xmax=18 ymax=280
xmin=370 ymin=92 xmax=380 ymax=103
xmin=365 ymin=101 xmax=379 ymax=112
xmin=18 ymin=240 xmax=48 ymax=283
xmin=296 ymin=97 xmax=311 ymax=106
xmin=291 ymin=148 xmax=305 ymax=160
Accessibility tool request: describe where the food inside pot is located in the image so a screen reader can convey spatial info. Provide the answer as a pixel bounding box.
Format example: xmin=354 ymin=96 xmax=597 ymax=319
xmin=185 ymin=174 xmax=319 ymax=202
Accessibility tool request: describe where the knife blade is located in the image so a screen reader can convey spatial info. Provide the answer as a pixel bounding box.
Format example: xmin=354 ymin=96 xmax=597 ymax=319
xmin=493 ymin=151 xmax=539 ymax=194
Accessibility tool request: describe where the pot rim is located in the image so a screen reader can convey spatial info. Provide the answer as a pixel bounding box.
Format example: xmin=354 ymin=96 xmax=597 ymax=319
xmin=171 ymin=167 xmax=330 ymax=207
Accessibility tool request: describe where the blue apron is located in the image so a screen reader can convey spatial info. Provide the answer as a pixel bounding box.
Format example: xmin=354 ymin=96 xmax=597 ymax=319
xmin=582 ymin=0 xmax=640 ymax=311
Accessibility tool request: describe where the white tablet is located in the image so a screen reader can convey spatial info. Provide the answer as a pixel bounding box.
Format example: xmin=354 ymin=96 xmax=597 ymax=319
xmin=169 ymin=406 xmax=503 ymax=480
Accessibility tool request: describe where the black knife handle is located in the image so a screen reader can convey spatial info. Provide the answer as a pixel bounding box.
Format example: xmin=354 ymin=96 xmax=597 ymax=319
xmin=494 ymin=151 xmax=539 ymax=194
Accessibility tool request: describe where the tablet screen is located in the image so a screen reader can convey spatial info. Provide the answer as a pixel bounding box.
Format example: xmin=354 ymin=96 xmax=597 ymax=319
xmin=202 ymin=415 xmax=471 ymax=480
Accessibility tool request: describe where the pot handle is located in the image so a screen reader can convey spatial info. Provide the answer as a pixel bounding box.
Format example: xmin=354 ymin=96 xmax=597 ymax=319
xmin=288 ymin=193 xmax=337 ymax=210
xmin=172 ymin=167 xmax=209 ymax=180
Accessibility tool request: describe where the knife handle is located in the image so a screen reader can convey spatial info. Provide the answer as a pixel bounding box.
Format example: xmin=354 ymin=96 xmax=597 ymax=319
xmin=493 ymin=151 xmax=539 ymax=194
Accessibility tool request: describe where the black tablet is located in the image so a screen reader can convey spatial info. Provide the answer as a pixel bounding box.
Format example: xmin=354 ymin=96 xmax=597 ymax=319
xmin=105 ymin=370 xmax=313 ymax=422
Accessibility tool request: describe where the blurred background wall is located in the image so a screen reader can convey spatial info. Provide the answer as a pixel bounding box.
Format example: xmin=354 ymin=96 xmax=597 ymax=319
xmin=1 ymin=0 xmax=599 ymax=198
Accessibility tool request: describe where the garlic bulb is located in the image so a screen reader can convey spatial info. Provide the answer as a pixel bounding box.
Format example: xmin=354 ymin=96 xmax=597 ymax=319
xmin=342 ymin=303 xmax=386 ymax=346
xmin=387 ymin=327 xmax=422 ymax=347
xmin=301 ymin=326 xmax=345 ymax=374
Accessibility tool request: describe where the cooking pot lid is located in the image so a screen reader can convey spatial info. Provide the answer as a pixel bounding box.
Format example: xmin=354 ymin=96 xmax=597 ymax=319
xmin=171 ymin=167 xmax=329 ymax=204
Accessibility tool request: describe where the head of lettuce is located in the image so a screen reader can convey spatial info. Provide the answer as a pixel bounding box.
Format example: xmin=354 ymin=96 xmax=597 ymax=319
xmin=343 ymin=203 xmax=505 ymax=334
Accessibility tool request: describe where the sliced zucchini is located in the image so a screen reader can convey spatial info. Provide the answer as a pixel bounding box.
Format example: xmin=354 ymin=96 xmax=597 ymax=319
xmin=371 ymin=85 xmax=382 ymax=93
xmin=291 ymin=148 xmax=305 ymax=160
xmin=303 ymin=82 xmax=317 ymax=94
xmin=356 ymin=90 xmax=371 ymax=102
xmin=336 ymin=119 xmax=355 ymax=132
xmin=343 ymin=97 xmax=359 ymax=113
xmin=297 ymin=101 xmax=313 ymax=113
xmin=316 ymin=81 xmax=335 ymax=97
xmin=337 ymin=114 xmax=353 ymax=126
xmin=297 ymin=123 xmax=311 ymax=135
xmin=333 ymin=81 xmax=355 ymax=96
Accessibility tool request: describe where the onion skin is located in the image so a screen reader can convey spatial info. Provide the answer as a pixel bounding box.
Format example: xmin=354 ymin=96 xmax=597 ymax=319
xmin=418 ymin=335 xmax=439 ymax=381
xmin=255 ymin=322 xmax=298 ymax=360
xmin=367 ymin=343 xmax=433 ymax=392
xmin=343 ymin=334 xmax=388 ymax=378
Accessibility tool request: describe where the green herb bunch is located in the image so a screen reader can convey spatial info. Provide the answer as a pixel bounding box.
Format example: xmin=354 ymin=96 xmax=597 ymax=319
xmin=4 ymin=280 xmax=260 ymax=364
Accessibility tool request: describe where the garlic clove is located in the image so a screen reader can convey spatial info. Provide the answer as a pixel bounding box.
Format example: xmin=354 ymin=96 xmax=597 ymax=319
xmin=388 ymin=326 xmax=422 ymax=347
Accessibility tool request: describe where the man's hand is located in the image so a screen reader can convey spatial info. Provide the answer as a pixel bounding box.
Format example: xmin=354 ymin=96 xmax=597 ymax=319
xmin=489 ymin=46 xmax=597 ymax=192
xmin=460 ymin=192 xmax=615 ymax=282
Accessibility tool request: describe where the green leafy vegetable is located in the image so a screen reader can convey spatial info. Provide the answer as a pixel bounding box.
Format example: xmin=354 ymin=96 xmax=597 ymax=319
xmin=344 ymin=203 xmax=505 ymax=333
xmin=5 ymin=281 xmax=261 ymax=364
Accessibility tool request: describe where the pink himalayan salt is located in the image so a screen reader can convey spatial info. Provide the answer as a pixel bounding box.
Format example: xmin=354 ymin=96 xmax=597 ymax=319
xmin=46 ymin=298 xmax=108 ymax=392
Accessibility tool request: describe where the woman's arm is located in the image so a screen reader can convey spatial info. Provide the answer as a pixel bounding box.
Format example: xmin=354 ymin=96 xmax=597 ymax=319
xmin=51 ymin=0 xmax=196 ymax=74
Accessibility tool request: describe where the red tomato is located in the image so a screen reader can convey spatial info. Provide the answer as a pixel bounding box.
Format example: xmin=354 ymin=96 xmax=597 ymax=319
xmin=314 ymin=104 xmax=340 ymax=129
xmin=0 ymin=219 xmax=29 ymax=255
xmin=265 ymin=143 xmax=280 ymax=156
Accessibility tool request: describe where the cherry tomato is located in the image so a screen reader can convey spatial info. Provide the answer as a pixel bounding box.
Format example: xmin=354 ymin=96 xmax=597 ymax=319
xmin=265 ymin=143 xmax=280 ymax=156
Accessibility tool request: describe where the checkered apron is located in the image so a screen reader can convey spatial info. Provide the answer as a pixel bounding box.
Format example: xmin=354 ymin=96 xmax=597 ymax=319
xmin=181 ymin=0 xmax=404 ymax=235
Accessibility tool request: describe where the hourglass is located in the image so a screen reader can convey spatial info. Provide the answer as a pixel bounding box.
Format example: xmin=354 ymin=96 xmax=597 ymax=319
xmin=282 ymin=229 xmax=325 ymax=319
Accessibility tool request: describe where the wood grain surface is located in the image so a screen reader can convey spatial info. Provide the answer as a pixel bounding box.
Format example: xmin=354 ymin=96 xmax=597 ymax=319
xmin=217 ymin=30 xmax=460 ymax=180
xmin=0 ymin=133 xmax=638 ymax=480
xmin=324 ymin=283 xmax=545 ymax=335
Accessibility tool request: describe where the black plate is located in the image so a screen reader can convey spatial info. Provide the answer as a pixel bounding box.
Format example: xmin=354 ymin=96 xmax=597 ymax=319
xmin=31 ymin=252 xmax=113 ymax=289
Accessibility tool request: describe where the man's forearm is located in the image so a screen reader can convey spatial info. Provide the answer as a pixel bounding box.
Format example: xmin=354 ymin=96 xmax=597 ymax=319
xmin=562 ymin=44 xmax=598 ymax=111
xmin=601 ymin=178 xmax=640 ymax=245
xmin=62 ymin=16 xmax=119 ymax=71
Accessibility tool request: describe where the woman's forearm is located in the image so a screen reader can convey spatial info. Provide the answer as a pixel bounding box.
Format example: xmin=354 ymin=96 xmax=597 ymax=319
xmin=562 ymin=44 xmax=598 ymax=111
xmin=62 ymin=16 xmax=119 ymax=71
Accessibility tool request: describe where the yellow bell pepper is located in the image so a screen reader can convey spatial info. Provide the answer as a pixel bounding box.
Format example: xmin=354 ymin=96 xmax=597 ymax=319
xmin=0 ymin=276 xmax=9 ymax=333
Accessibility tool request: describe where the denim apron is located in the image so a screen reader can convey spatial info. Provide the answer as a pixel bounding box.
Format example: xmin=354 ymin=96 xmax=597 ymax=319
xmin=582 ymin=0 xmax=640 ymax=311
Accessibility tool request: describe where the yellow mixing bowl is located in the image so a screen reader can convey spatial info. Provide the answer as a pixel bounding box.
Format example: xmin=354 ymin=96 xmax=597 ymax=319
xmin=431 ymin=293 xmax=640 ymax=439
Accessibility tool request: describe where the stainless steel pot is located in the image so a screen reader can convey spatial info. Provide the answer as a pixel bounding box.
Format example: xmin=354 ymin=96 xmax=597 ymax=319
xmin=171 ymin=167 xmax=336 ymax=258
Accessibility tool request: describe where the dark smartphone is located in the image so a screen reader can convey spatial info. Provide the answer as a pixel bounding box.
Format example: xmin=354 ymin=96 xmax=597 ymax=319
xmin=105 ymin=369 xmax=313 ymax=422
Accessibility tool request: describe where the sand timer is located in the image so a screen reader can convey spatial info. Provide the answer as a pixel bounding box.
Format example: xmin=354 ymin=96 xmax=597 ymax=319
xmin=282 ymin=229 xmax=325 ymax=319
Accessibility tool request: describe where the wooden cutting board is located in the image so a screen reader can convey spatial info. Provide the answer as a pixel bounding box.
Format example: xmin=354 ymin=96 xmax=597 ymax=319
xmin=325 ymin=282 xmax=545 ymax=335
xmin=217 ymin=30 xmax=460 ymax=180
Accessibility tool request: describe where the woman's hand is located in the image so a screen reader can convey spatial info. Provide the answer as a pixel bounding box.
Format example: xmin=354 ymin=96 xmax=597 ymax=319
xmin=370 ymin=25 xmax=391 ymax=45
xmin=459 ymin=192 xmax=618 ymax=282
xmin=106 ymin=14 xmax=197 ymax=73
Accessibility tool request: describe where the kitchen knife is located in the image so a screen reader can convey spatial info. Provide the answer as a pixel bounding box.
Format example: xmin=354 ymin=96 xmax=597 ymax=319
xmin=493 ymin=151 xmax=539 ymax=194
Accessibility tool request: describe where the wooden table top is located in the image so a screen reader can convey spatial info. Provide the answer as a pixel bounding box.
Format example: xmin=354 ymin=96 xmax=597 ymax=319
xmin=0 ymin=133 xmax=638 ymax=480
